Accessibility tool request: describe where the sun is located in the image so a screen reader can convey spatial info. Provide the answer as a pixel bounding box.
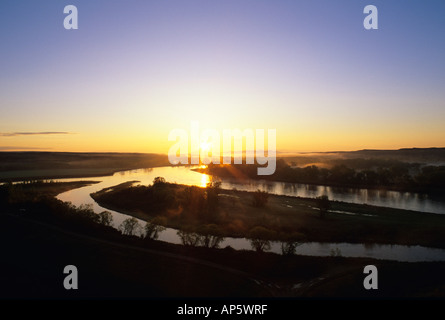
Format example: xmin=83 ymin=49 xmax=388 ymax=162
xmin=200 ymin=141 xmax=212 ymax=153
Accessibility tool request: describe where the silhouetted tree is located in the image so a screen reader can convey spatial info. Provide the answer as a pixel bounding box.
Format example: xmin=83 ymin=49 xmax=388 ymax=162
xmin=248 ymin=226 xmax=275 ymax=253
xmin=206 ymin=181 xmax=221 ymax=211
xmin=119 ymin=217 xmax=141 ymax=236
xmin=280 ymin=232 xmax=305 ymax=256
xmin=153 ymin=176 xmax=166 ymax=185
xmin=77 ymin=204 xmax=99 ymax=223
xmin=252 ymin=190 xmax=269 ymax=207
xmin=144 ymin=217 xmax=166 ymax=240
xmin=177 ymin=230 xmax=202 ymax=246
xmin=151 ymin=177 xmax=177 ymax=209
xmin=197 ymin=224 xmax=224 ymax=248
xmin=180 ymin=186 xmax=206 ymax=216
xmin=316 ymin=195 xmax=331 ymax=219
xmin=98 ymin=211 xmax=113 ymax=226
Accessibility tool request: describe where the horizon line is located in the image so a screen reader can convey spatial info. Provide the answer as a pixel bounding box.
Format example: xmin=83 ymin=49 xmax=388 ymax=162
xmin=1 ymin=146 xmax=445 ymax=155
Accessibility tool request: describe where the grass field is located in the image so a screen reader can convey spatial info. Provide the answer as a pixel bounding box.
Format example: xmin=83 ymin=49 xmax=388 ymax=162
xmin=0 ymin=152 xmax=169 ymax=181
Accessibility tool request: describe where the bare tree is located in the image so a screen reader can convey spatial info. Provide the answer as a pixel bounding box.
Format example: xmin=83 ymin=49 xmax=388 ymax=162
xmin=98 ymin=211 xmax=113 ymax=226
xmin=316 ymin=195 xmax=331 ymax=219
xmin=280 ymin=232 xmax=305 ymax=255
xmin=177 ymin=230 xmax=202 ymax=246
xmin=119 ymin=217 xmax=141 ymax=236
xmin=248 ymin=226 xmax=275 ymax=253
xmin=197 ymin=224 xmax=224 ymax=248
xmin=252 ymin=190 xmax=269 ymax=208
xmin=144 ymin=217 xmax=166 ymax=240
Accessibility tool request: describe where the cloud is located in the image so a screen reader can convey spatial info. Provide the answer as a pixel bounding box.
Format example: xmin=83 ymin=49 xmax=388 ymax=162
xmin=0 ymin=146 xmax=52 ymax=151
xmin=0 ymin=132 xmax=72 ymax=137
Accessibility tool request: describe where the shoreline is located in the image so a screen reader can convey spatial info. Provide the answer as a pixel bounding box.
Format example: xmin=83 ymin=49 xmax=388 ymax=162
xmin=194 ymin=167 xmax=445 ymax=196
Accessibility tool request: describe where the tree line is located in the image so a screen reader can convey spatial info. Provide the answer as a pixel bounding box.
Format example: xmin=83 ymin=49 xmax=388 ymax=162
xmin=203 ymin=159 xmax=445 ymax=192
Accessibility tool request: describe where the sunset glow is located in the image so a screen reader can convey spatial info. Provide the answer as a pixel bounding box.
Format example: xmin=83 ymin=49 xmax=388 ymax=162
xmin=1 ymin=1 xmax=444 ymax=154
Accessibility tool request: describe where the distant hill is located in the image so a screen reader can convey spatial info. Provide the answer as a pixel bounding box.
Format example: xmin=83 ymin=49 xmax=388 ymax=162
xmin=0 ymin=152 xmax=169 ymax=172
xmin=340 ymin=148 xmax=445 ymax=164
xmin=282 ymin=148 xmax=445 ymax=167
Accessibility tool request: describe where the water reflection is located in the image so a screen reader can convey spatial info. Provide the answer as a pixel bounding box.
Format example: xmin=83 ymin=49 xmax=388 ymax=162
xmin=294 ymin=242 xmax=445 ymax=262
xmin=200 ymin=234 xmax=225 ymax=249
xmin=176 ymin=230 xmax=224 ymax=248
xmin=144 ymin=219 xmax=166 ymax=240
xmin=218 ymin=179 xmax=445 ymax=214
xmin=281 ymin=241 xmax=303 ymax=256
xmin=249 ymin=239 xmax=271 ymax=253
xmin=177 ymin=230 xmax=202 ymax=247
xmin=200 ymin=173 xmax=210 ymax=188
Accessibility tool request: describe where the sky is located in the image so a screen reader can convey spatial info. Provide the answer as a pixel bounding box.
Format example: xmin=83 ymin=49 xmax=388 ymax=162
xmin=1 ymin=0 xmax=445 ymax=153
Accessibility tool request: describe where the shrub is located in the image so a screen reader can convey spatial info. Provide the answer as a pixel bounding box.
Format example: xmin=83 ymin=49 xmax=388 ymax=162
xmin=252 ymin=190 xmax=269 ymax=207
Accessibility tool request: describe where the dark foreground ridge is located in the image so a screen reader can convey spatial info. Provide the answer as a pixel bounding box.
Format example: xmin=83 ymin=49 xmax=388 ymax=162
xmin=1 ymin=181 xmax=445 ymax=298
xmin=3 ymin=208 xmax=445 ymax=299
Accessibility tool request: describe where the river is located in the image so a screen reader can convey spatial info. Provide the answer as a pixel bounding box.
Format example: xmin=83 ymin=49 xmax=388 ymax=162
xmin=55 ymin=166 xmax=445 ymax=262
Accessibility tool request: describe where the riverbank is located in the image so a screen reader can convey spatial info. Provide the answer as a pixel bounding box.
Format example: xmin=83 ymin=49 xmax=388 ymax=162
xmin=91 ymin=181 xmax=445 ymax=249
